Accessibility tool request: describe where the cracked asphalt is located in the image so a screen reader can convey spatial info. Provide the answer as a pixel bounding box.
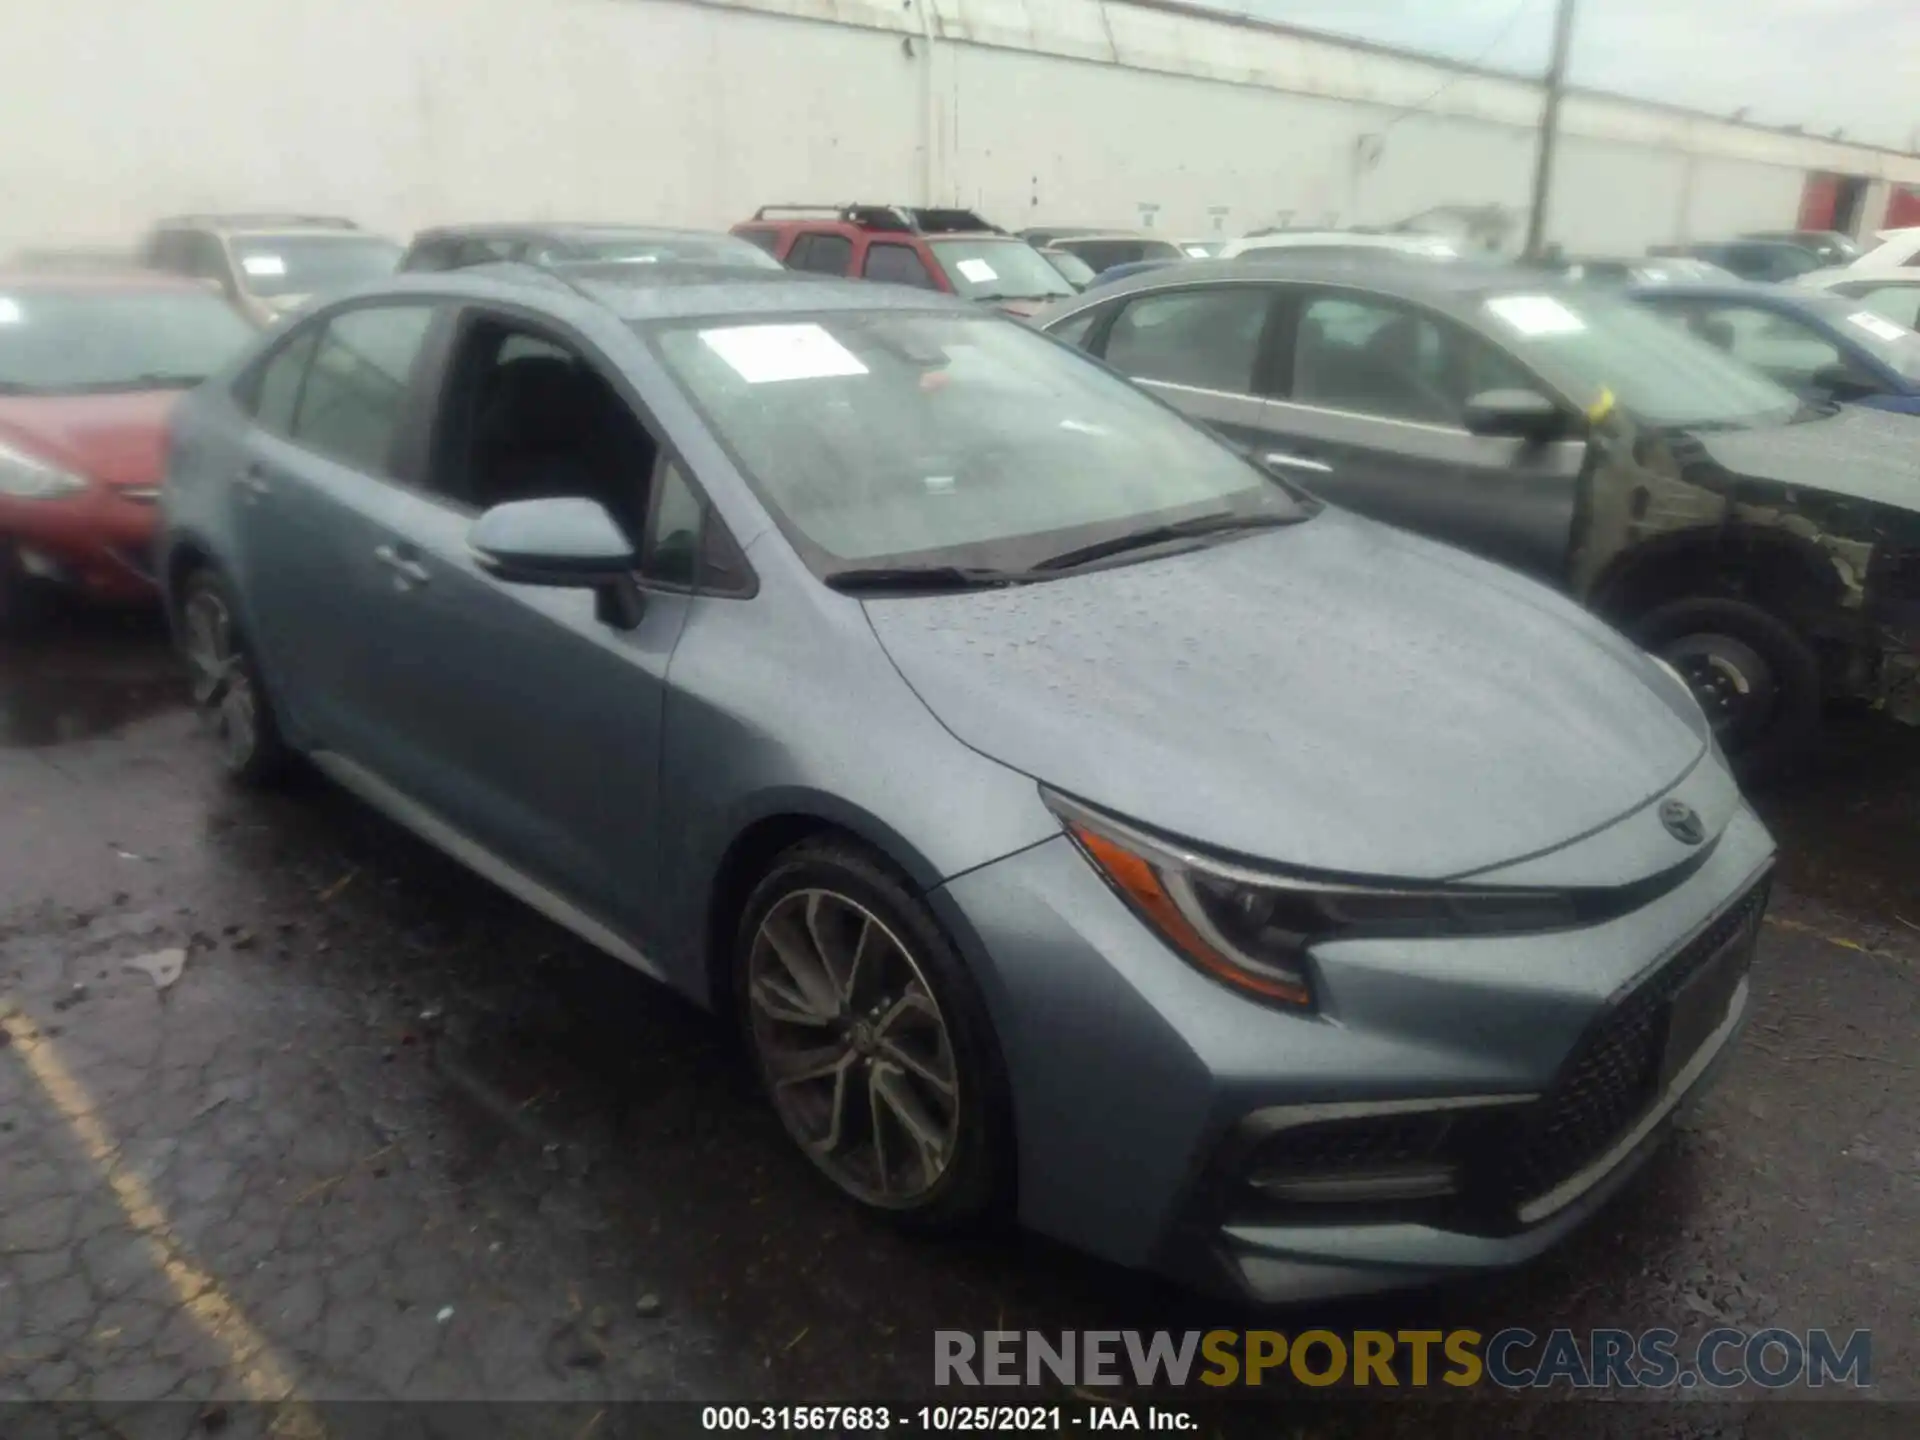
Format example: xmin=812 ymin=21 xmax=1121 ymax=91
xmin=1 ymin=610 xmax=1916 ymax=1433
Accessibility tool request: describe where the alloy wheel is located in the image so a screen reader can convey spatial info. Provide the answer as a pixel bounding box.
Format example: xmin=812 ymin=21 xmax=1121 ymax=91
xmin=181 ymin=586 xmax=259 ymax=772
xmin=746 ymin=889 xmax=961 ymax=1208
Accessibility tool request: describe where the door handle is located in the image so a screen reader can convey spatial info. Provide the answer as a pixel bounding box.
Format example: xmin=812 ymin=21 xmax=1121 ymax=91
xmin=1262 ymin=451 xmax=1334 ymax=475
xmin=373 ymin=544 xmax=431 ymax=587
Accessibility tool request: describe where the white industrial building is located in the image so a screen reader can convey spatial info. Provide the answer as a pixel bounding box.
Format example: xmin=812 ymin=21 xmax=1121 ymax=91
xmin=6 ymin=0 xmax=1919 ymax=255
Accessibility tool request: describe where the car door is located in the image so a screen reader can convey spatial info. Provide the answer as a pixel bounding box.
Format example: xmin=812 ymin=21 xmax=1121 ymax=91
xmin=1258 ymin=288 xmax=1588 ymax=583
xmin=1086 ymin=282 xmax=1284 ymax=450
xmin=226 ymin=301 xmax=444 ymax=763
xmin=338 ymin=309 xmax=702 ymax=951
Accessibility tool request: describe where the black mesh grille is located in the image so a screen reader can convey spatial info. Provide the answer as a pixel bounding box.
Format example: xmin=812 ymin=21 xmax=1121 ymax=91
xmin=1249 ymin=1111 xmax=1453 ymax=1182
xmin=1494 ymin=876 xmax=1770 ymax=1207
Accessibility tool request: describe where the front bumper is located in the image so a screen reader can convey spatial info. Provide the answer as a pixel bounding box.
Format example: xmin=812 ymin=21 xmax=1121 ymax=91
xmin=0 ymin=486 xmax=160 ymax=600
xmin=933 ymin=799 xmax=1776 ymax=1302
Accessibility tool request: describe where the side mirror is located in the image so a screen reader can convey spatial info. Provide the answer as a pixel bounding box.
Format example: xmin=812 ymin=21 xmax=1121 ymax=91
xmin=468 ymin=497 xmax=644 ymax=629
xmin=1463 ymin=389 xmax=1575 ymax=443
xmin=1812 ymin=362 xmax=1880 ymax=402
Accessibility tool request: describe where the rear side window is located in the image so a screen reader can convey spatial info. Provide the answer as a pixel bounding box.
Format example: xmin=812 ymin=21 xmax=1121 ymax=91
xmin=1103 ymin=288 xmax=1271 ymax=395
xmin=786 ymin=233 xmax=853 ymax=276
xmin=289 ymin=305 xmax=436 ymax=476
xmin=862 ymin=243 xmax=937 ymax=288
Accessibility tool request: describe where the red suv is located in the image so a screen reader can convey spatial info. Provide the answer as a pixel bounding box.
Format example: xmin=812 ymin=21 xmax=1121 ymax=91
xmin=732 ymin=205 xmax=1077 ymax=317
xmin=0 ymin=270 xmax=255 ymax=631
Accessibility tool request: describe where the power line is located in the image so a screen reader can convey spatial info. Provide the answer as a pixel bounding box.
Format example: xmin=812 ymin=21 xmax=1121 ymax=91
xmin=1378 ymin=0 xmax=1541 ymax=133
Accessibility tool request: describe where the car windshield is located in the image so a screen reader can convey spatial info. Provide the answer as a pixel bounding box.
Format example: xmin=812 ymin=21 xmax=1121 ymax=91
xmin=1060 ymin=237 xmax=1186 ymax=272
xmin=1040 ymin=249 xmax=1097 ymax=287
xmin=569 ymin=234 xmax=782 ymax=269
xmin=1479 ymin=289 xmax=1802 ymax=429
xmin=229 ymin=234 xmax=402 ymax=298
xmin=649 ymin=310 xmax=1301 ymax=571
xmin=927 ymin=240 xmax=1076 ymax=303
xmin=0 ymin=287 xmax=256 ymax=393
xmin=1803 ymin=295 xmax=1920 ymax=382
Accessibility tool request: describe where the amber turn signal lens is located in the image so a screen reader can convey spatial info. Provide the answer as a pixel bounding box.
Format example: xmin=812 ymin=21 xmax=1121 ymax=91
xmin=1069 ymin=823 xmax=1313 ymax=1007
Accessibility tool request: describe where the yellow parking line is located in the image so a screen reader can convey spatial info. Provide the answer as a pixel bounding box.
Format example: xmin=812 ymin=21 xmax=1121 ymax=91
xmin=1 ymin=1004 xmax=323 ymax=1434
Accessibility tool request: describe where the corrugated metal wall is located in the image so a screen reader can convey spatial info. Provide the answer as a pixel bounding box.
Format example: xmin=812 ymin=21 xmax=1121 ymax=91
xmin=0 ymin=0 xmax=1913 ymax=254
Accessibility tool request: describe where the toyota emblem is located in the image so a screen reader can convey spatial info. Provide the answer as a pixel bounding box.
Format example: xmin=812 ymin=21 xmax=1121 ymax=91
xmin=1660 ymin=799 xmax=1706 ymax=846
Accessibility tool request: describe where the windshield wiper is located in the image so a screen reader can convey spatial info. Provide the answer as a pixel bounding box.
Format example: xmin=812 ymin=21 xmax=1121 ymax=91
xmin=1032 ymin=511 xmax=1299 ymax=572
xmin=823 ymin=564 xmax=1037 ymax=593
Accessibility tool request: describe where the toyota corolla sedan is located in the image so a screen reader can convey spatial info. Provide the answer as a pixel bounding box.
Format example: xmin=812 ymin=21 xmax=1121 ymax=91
xmin=160 ymin=261 xmax=1775 ymax=1302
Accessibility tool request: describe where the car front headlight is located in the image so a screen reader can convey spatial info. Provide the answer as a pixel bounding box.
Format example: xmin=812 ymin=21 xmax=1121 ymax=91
xmin=0 ymin=440 xmax=88 ymax=499
xmin=1045 ymin=790 xmax=1580 ymax=1009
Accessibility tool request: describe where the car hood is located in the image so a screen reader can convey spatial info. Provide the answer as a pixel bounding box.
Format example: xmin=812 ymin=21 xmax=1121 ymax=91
xmin=864 ymin=512 xmax=1709 ymax=880
xmin=1683 ymin=404 xmax=1920 ymax=515
xmin=0 ymin=390 xmax=180 ymax=487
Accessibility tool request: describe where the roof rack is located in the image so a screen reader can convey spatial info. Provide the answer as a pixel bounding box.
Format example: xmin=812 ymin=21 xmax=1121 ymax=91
xmin=157 ymin=213 xmax=361 ymax=231
xmin=750 ymin=204 xmax=1002 ymax=235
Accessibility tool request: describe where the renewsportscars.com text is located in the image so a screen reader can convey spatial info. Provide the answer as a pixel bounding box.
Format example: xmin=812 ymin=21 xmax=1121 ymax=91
xmin=934 ymin=1327 xmax=1872 ymax=1390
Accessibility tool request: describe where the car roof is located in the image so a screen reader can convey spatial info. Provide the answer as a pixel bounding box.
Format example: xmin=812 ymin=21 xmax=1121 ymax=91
xmin=1625 ymin=279 xmax=1825 ymax=304
xmin=1061 ymin=254 xmax=1528 ymax=307
xmin=402 ymin=260 xmax=979 ymax=324
xmin=412 ymin=223 xmax=730 ymax=244
xmin=0 ymin=268 xmax=208 ymax=293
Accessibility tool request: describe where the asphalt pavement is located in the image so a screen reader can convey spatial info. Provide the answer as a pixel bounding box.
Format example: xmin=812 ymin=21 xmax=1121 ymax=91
xmin=1 ymin=610 xmax=1915 ymax=1435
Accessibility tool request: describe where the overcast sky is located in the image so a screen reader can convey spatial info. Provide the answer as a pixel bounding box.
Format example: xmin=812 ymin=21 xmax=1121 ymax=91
xmin=1232 ymin=1 xmax=1919 ymax=151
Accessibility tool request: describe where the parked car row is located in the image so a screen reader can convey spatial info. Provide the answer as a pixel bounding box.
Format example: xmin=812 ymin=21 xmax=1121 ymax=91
xmin=149 ymin=255 xmax=1779 ymax=1305
xmin=11 ymin=193 xmax=1912 ymax=1304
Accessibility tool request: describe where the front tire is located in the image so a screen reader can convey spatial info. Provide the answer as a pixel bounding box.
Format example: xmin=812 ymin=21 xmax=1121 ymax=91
xmin=735 ymin=839 xmax=1012 ymax=1232
xmin=178 ymin=568 xmax=288 ymax=786
xmin=1634 ymin=595 xmax=1822 ymax=781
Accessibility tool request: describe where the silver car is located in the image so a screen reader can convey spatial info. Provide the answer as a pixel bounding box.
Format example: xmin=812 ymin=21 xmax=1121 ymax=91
xmin=159 ymin=262 xmax=1774 ymax=1302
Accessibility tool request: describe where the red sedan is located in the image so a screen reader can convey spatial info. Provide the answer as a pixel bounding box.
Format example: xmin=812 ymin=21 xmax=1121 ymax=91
xmin=0 ymin=270 xmax=254 ymax=631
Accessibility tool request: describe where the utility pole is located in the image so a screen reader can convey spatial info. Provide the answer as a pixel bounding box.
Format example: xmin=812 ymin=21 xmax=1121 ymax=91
xmin=1524 ymin=0 xmax=1578 ymax=258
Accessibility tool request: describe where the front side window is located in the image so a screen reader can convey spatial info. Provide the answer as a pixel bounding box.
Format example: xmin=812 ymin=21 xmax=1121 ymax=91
xmin=290 ymin=305 xmax=435 ymax=475
xmin=650 ymin=310 xmax=1300 ymax=572
xmin=1104 ymin=288 xmax=1270 ymax=395
xmin=1291 ymin=295 xmax=1531 ymax=425
xmin=862 ymin=243 xmax=937 ymax=289
xmin=1479 ymin=289 xmax=1799 ymax=429
xmin=0 ymin=287 xmax=256 ymax=394
xmin=230 ymin=235 xmax=403 ymax=299
xmin=926 ymin=239 xmax=1075 ymax=303
xmin=644 ymin=462 xmax=705 ymax=587
xmin=1802 ymin=294 xmax=1920 ymax=381
xmin=249 ymin=328 xmax=320 ymax=433
xmin=785 ymin=234 xmax=854 ymax=276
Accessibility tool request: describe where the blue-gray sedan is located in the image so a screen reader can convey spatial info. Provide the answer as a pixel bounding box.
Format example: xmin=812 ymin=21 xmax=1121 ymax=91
xmin=158 ymin=261 xmax=1775 ymax=1302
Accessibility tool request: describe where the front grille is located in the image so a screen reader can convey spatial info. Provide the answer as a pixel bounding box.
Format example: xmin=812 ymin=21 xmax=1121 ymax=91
xmin=1491 ymin=876 xmax=1770 ymax=1209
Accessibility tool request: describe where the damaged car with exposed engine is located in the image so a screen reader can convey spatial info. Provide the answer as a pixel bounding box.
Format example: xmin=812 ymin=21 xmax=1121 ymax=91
xmin=1036 ymin=257 xmax=1920 ymax=775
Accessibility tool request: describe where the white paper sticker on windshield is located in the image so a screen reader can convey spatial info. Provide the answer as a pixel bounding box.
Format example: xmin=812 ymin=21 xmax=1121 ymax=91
xmin=0 ymin=297 xmax=21 ymax=325
xmin=1184 ymin=245 xmax=1212 ymax=258
xmin=1486 ymin=294 xmax=1586 ymax=336
xmin=1848 ymin=310 xmax=1909 ymax=343
xmin=700 ymin=323 xmax=869 ymax=384
xmin=241 ymin=255 xmax=287 ymax=278
xmin=955 ymin=258 xmax=998 ymax=284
